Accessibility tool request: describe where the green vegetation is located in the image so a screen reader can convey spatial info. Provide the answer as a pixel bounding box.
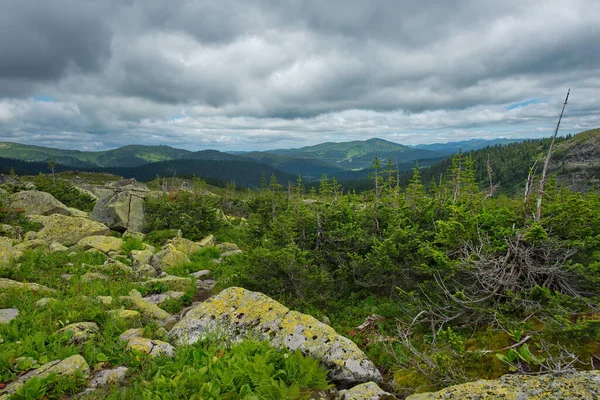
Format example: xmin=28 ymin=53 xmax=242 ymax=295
xmin=0 ymin=247 xmax=330 ymax=399
xmin=145 ymin=190 xmax=222 ymax=241
xmin=33 ymin=174 xmax=97 ymax=212
xmin=1 ymin=128 xmax=599 ymax=398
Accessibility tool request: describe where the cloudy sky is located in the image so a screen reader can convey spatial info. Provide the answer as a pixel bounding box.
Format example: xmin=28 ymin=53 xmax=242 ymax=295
xmin=0 ymin=0 xmax=598 ymax=151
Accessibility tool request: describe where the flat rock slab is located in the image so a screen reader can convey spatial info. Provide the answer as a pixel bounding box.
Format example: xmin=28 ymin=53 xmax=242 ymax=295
xmin=407 ymin=371 xmax=600 ymax=400
xmin=0 ymin=278 xmax=54 ymax=294
xmin=0 ymin=308 xmax=19 ymax=324
xmin=169 ymin=287 xmax=382 ymax=387
xmin=143 ymin=291 xmax=186 ymax=305
xmin=89 ymin=366 xmax=128 ymax=388
xmin=56 ymin=322 xmax=99 ymax=344
xmin=28 ymin=214 xmax=110 ymax=246
xmin=0 ymin=355 xmax=89 ymax=398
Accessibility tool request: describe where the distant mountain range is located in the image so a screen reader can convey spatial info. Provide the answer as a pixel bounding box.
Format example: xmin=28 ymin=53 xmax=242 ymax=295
xmin=8 ymin=133 xmax=597 ymax=190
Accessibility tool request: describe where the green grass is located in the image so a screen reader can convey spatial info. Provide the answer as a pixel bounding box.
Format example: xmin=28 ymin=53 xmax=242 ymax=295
xmin=0 ymin=246 xmax=331 ymax=399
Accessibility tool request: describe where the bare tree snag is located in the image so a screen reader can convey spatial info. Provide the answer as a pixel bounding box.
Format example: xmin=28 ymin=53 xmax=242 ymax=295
xmin=535 ymin=89 xmax=569 ymax=222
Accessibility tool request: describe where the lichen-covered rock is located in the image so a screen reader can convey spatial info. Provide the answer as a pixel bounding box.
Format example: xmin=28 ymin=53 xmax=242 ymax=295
xmin=81 ymin=272 xmax=109 ymax=282
xmin=133 ymin=263 xmax=157 ymax=279
xmin=143 ymin=291 xmax=185 ymax=306
xmin=142 ymin=275 xmax=193 ymax=292
xmin=90 ymin=184 xmax=148 ymax=232
xmin=0 ymin=224 xmax=21 ymax=240
xmin=76 ymin=236 xmax=123 ymax=253
xmin=340 ymin=382 xmax=397 ymax=399
xmin=130 ymin=249 xmax=153 ymax=267
xmin=13 ymin=239 xmax=49 ymax=252
xmin=216 ymin=242 xmax=240 ymax=252
xmin=0 ymin=308 xmax=19 ymax=324
xmin=92 ymin=260 xmax=132 ymax=275
xmin=150 ymin=244 xmax=190 ymax=273
xmin=122 ymin=230 xmax=145 ymax=241
xmin=89 ymin=366 xmax=128 ymax=388
xmin=169 ymin=287 xmax=382 ymax=387
xmin=107 ymin=309 xmax=141 ymax=327
xmin=198 ymin=234 xmax=217 ymax=247
xmin=9 ymin=190 xmax=72 ymax=216
xmin=0 ymin=278 xmax=54 ymax=294
xmin=28 ymin=214 xmax=110 ymax=245
xmin=49 ymin=242 xmax=69 ymax=253
xmin=0 ymin=355 xmax=90 ymax=398
xmin=35 ymin=297 xmax=58 ymax=307
xmin=95 ymin=295 xmax=113 ymax=305
xmin=119 ymin=328 xmax=145 ymax=342
xmin=126 ymin=337 xmax=175 ymax=358
xmin=406 ymin=371 xmax=600 ymax=400
xmin=168 ymin=237 xmax=202 ymax=256
xmin=121 ymin=290 xmax=173 ymax=324
xmin=0 ymin=237 xmax=20 ymax=264
xmin=56 ymin=322 xmax=99 ymax=344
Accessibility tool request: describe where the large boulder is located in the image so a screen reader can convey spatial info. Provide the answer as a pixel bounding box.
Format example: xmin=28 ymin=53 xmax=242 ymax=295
xmin=169 ymin=287 xmax=382 ymax=387
xmin=0 ymin=355 xmax=90 ymax=398
xmin=90 ymin=182 xmax=149 ymax=232
xmin=27 ymin=214 xmax=110 ymax=245
xmin=406 ymin=371 xmax=600 ymax=400
xmin=9 ymin=190 xmax=73 ymax=216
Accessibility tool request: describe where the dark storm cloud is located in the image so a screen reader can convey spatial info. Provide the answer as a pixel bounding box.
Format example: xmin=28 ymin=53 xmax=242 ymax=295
xmin=0 ymin=1 xmax=112 ymax=83
xmin=0 ymin=0 xmax=599 ymax=150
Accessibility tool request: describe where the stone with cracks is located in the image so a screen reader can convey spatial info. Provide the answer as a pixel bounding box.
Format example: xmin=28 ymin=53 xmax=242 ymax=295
xmin=10 ymin=190 xmax=72 ymax=216
xmin=90 ymin=183 xmax=148 ymax=232
xmin=169 ymin=287 xmax=382 ymax=387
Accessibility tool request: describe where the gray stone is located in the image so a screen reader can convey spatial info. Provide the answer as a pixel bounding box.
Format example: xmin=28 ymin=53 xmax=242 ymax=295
xmin=56 ymin=322 xmax=99 ymax=344
xmin=150 ymin=244 xmax=190 ymax=273
xmin=90 ymin=184 xmax=149 ymax=232
xmin=191 ymin=270 xmax=211 ymax=279
xmin=143 ymin=291 xmax=185 ymax=306
xmin=169 ymin=287 xmax=382 ymax=387
xmin=0 ymin=355 xmax=90 ymax=397
xmin=406 ymin=371 xmax=600 ymax=400
xmin=89 ymin=366 xmax=128 ymax=388
xmin=127 ymin=337 xmax=175 ymax=358
xmin=119 ymin=328 xmax=144 ymax=342
xmin=10 ymin=190 xmax=72 ymax=216
xmin=0 ymin=308 xmax=19 ymax=324
xmin=340 ymin=382 xmax=397 ymax=399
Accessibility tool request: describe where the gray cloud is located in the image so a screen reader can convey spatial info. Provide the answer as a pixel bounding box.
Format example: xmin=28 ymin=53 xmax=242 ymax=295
xmin=0 ymin=0 xmax=598 ymax=150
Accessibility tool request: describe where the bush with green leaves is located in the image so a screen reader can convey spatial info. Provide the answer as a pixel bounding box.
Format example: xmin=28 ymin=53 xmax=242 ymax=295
xmin=145 ymin=192 xmax=222 ymax=240
xmin=33 ymin=174 xmax=97 ymax=212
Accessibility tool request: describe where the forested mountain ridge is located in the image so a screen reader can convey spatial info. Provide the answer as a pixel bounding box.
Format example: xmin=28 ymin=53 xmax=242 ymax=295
xmin=406 ymin=128 xmax=600 ymax=195
xmin=267 ymin=138 xmax=441 ymax=169
xmin=413 ymin=138 xmax=524 ymax=155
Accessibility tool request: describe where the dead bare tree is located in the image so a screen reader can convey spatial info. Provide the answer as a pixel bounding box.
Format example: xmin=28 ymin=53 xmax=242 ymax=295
xmin=535 ymin=89 xmax=570 ymax=222
xmin=484 ymin=155 xmax=499 ymax=199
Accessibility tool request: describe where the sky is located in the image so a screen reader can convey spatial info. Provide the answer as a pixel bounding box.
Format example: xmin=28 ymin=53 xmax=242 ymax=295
xmin=0 ymin=0 xmax=599 ymax=151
